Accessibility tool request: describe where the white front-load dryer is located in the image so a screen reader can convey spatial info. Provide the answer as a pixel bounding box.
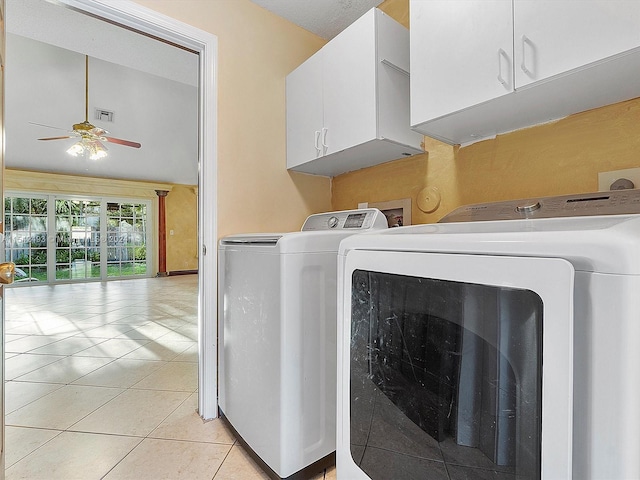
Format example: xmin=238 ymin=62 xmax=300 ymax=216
xmin=218 ymin=208 xmax=387 ymax=479
xmin=336 ymin=190 xmax=640 ymax=480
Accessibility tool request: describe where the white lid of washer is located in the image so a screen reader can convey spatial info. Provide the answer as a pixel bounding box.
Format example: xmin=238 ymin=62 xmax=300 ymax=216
xmin=219 ymin=208 xmax=388 ymax=254
xmin=219 ymin=233 xmax=284 ymax=246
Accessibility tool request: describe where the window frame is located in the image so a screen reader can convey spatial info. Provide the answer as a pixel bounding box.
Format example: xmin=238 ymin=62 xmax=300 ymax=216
xmin=5 ymin=190 xmax=153 ymax=284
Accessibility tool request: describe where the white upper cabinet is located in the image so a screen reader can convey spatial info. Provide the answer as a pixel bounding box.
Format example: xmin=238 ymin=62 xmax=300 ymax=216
xmin=321 ymin=12 xmax=377 ymax=158
xmin=286 ymin=53 xmax=324 ymax=165
xmin=514 ymin=1 xmax=640 ymax=88
xmin=410 ymin=1 xmax=514 ymax=125
xmin=410 ymin=0 xmax=640 ymax=145
xmin=286 ymin=8 xmax=423 ymax=177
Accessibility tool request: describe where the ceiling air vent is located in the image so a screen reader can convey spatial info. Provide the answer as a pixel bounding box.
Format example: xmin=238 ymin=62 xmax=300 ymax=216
xmin=95 ymin=108 xmax=114 ymax=122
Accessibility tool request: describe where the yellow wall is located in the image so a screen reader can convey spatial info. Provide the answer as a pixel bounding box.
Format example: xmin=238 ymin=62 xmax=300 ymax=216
xmin=165 ymin=184 xmax=198 ymax=272
xmin=132 ymin=0 xmax=331 ymax=237
xmin=332 ymin=1 xmax=640 ymax=223
xmin=379 ymin=0 xmax=410 ymax=28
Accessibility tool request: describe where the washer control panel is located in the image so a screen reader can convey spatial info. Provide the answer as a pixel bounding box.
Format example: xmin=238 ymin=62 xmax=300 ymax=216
xmin=301 ymin=208 xmax=388 ymax=231
xmin=441 ymin=189 xmax=640 ymax=223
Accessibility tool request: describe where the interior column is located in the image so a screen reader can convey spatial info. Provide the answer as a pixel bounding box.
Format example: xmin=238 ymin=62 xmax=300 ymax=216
xmin=155 ymin=189 xmax=169 ymax=277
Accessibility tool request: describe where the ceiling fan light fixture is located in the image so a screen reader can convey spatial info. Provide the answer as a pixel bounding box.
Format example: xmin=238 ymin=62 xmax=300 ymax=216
xmin=66 ymin=137 xmax=108 ymax=160
xmin=66 ymin=141 xmax=85 ymax=157
xmin=88 ymin=140 xmax=108 ymax=160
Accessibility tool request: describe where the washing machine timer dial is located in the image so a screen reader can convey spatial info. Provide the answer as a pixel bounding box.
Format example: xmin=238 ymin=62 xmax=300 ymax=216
xmin=327 ymin=216 xmax=339 ymax=228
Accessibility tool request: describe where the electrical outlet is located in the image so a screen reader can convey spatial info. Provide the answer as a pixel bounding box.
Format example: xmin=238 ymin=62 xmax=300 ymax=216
xmin=598 ymin=168 xmax=640 ymax=191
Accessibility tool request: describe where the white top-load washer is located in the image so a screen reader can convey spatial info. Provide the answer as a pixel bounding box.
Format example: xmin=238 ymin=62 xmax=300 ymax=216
xmin=336 ymin=190 xmax=640 ymax=480
xmin=218 ymin=208 xmax=387 ymax=479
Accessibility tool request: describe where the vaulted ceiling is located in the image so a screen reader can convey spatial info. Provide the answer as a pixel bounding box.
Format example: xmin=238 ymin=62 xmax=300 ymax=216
xmin=5 ymin=0 xmax=199 ymax=185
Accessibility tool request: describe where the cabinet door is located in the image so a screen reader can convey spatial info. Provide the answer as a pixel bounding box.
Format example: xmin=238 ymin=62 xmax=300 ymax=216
xmin=514 ymin=0 xmax=640 ymax=88
xmin=286 ymin=52 xmax=323 ymax=169
xmin=322 ymin=8 xmax=377 ymax=156
xmin=410 ymin=0 xmax=513 ymax=125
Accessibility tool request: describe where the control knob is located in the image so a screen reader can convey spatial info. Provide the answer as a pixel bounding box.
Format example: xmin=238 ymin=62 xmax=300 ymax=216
xmin=327 ymin=216 xmax=339 ymax=228
xmin=516 ymin=201 xmax=541 ymax=214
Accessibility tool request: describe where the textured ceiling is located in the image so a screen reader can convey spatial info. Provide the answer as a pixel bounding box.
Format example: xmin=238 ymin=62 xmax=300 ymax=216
xmin=249 ymin=0 xmax=383 ymax=39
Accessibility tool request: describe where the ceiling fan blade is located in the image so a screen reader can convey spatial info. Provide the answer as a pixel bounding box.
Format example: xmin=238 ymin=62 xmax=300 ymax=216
xmin=104 ymin=136 xmax=141 ymax=148
xmin=37 ymin=136 xmax=73 ymax=141
xmin=29 ymin=121 xmax=69 ymax=132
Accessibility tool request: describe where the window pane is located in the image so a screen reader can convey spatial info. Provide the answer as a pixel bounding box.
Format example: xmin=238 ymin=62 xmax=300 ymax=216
xmin=31 ymin=199 xmax=47 ymax=214
xmin=56 ymin=264 xmax=71 ymax=280
xmin=107 ymin=203 xmax=120 ymax=217
xmin=31 ymin=266 xmax=47 ymax=282
xmin=29 ymin=216 xmax=46 ymax=231
xmin=13 ymin=198 xmax=30 ymax=214
xmin=86 ymin=202 xmax=100 ymax=215
xmin=30 ymin=249 xmax=47 ymax=265
xmin=56 ymin=232 xmax=70 ymax=247
xmin=71 ymin=259 xmax=91 ymax=279
xmin=56 ymin=218 xmax=71 ymax=232
xmin=56 ymin=248 xmax=70 ymax=264
xmin=55 ymin=199 xmax=70 ymax=214
xmin=12 ymin=215 xmax=28 ymax=230
xmin=107 ymin=262 xmax=120 ymax=277
xmin=30 ymin=231 xmax=47 ymax=248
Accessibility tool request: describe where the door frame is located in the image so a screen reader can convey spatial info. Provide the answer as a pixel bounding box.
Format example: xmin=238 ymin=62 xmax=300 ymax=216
xmin=53 ymin=0 xmax=219 ymax=419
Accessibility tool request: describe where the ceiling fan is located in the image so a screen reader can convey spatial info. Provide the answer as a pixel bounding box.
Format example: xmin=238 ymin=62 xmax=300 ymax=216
xmin=32 ymin=55 xmax=141 ymax=159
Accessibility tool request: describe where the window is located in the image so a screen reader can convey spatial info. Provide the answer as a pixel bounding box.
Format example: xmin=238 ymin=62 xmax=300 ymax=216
xmin=5 ymin=193 xmax=152 ymax=284
xmin=106 ymin=202 xmax=148 ymax=277
xmin=5 ymin=196 xmax=48 ymax=281
xmin=55 ymin=199 xmax=101 ymax=280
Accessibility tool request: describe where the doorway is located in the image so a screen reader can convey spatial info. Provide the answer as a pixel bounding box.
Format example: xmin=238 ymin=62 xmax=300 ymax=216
xmin=5 ymin=0 xmax=217 ymax=417
xmin=3 ymin=1 xmax=218 ymax=476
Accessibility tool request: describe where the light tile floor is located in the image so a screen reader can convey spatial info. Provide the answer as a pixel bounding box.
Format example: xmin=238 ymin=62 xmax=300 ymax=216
xmin=4 ymin=276 xmax=336 ymax=480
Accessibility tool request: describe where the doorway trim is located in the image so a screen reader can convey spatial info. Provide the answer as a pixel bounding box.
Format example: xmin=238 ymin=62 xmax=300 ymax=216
xmin=55 ymin=0 xmax=218 ymax=419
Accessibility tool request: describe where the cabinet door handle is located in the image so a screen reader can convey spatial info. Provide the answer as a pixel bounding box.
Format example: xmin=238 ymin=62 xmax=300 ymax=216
xmin=314 ymin=130 xmax=321 ymax=156
xmin=497 ymin=48 xmax=511 ymax=89
xmin=380 ymin=58 xmax=409 ymax=76
xmin=521 ymin=34 xmax=535 ymax=77
xmin=321 ymin=127 xmax=328 ymax=154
